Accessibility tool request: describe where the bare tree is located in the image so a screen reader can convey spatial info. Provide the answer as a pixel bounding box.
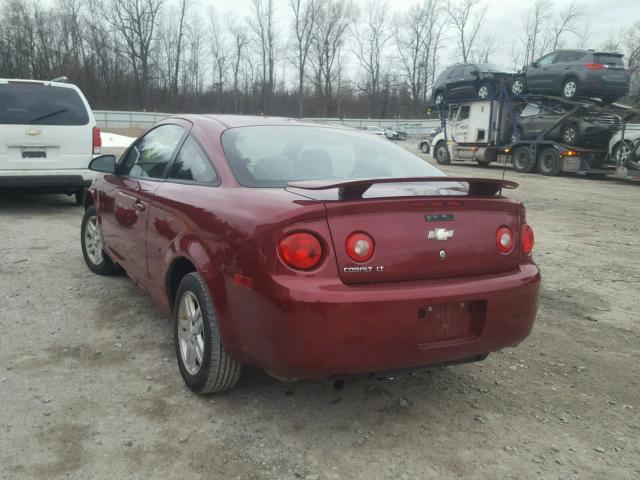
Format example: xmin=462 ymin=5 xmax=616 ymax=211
xmin=289 ymin=0 xmax=320 ymax=117
xmin=249 ymin=0 xmax=277 ymax=114
xmin=353 ymin=0 xmax=392 ymax=117
xmin=521 ymin=0 xmax=552 ymax=63
xmin=103 ymin=0 xmax=164 ymax=108
xmin=309 ymin=0 xmax=355 ymax=116
xmin=624 ymin=20 xmax=640 ymax=95
xmin=172 ymin=0 xmax=188 ymax=102
xmin=228 ymin=16 xmax=248 ymax=113
xmin=209 ymin=8 xmax=229 ymax=112
xmin=445 ymin=0 xmax=486 ymax=63
xmin=551 ymin=0 xmax=585 ymax=51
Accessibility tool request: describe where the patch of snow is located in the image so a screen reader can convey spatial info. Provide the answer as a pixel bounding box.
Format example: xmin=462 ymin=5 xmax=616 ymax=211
xmin=101 ymin=132 xmax=135 ymax=148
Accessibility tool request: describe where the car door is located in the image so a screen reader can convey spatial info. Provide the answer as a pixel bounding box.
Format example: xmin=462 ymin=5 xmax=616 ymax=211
xmin=146 ymin=135 xmax=221 ymax=306
xmin=445 ymin=66 xmax=467 ymax=98
xmin=100 ymin=123 xmax=186 ymax=287
xmin=526 ymin=52 xmax=558 ymax=92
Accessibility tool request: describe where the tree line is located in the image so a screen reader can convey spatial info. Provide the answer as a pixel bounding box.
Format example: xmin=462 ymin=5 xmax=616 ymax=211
xmin=0 ymin=0 xmax=638 ymax=119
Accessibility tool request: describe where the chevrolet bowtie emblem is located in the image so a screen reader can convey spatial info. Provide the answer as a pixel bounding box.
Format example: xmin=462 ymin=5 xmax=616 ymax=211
xmin=26 ymin=128 xmax=41 ymax=136
xmin=428 ymin=228 xmax=455 ymax=240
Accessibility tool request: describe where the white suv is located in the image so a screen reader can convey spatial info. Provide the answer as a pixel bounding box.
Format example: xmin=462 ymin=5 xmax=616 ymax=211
xmin=0 ymin=79 xmax=100 ymax=202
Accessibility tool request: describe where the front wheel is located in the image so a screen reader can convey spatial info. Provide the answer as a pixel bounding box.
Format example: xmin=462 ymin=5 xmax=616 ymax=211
xmin=477 ymin=82 xmax=493 ymax=99
xmin=421 ymin=142 xmax=430 ymax=154
xmin=434 ymin=91 xmax=445 ymax=106
xmin=561 ymin=124 xmax=579 ymax=145
xmin=538 ymin=147 xmax=562 ymax=176
xmin=174 ymin=272 xmax=242 ymax=394
xmin=434 ymin=142 xmax=451 ymax=165
xmin=612 ymin=140 xmax=634 ymax=165
xmin=81 ymin=205 xmax=119 ymax=275
xmin=511 ymin=78 xmax=525 ymax=97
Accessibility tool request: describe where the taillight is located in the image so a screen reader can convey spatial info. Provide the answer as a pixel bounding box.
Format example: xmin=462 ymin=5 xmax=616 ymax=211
xmin=521 ymin=224 xmax=534 ymax=255
xmin=345 ymin=232 xmax=375 ymax=262
xmin=585 ymin=63 xmax=604 ymax=70
xmin=92 ymin=126 xmax=102 ymax=155
xmin=278 ymin=232 xmax=323 ymax=270
xmin=496 ymin=226 xmax=514 ymax=254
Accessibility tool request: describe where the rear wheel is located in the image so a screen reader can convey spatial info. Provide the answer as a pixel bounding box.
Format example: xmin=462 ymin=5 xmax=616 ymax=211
xmin=512 ymin=146 xmax=536 ymax=173
xmin=561 ymin=124 xmax=579 ymax=145
xmin=612 ymin=140 xmax=634 ymax=164
xmin=561 ymin=78 xmax=579 ymax=100
xmin=538 ymin=147 xmax=562 ymax=176
xmin=81 ymin=205 xmax=119 ymax=275
xmin=174 ymin=272 xmax=242 ymax=394
xmin=477 ymin=82 xmax=493 ymax=99
xmin=434 ymin=142 xmax=451 ymax=165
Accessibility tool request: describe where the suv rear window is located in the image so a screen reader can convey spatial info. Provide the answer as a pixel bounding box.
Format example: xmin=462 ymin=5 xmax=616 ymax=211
xmin=594 ymin=54 xmax=624 ymax=67
xmin=0 ymin=83 xmax=89 ymax=125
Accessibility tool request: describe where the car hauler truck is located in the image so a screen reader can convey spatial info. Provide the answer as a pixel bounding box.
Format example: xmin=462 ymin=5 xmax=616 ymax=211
xmin=429 ymin=89 xmax=639 ymax=179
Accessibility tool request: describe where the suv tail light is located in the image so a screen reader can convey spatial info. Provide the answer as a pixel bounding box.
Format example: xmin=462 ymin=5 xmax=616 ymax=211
xmin=585 ymin=63 xmax=604 ymax=70
xmin=521 ymin=224 xmax=534 ymax=255
xmin=92 ymin=126 xmax=102 ymax=155
xmin=496 ymin=227 xmax=514 ymax=254
xmin=278 ymin=232 xmax=323 ymax=270
xmin=346 ymin=232 xmax=375 ymax=262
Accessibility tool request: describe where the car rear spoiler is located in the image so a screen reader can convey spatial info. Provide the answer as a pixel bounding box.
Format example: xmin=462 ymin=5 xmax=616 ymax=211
xmin=288 ymin=177 xmax=518 ymax=200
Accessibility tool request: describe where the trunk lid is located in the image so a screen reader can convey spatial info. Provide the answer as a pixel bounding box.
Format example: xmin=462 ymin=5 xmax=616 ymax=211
xmin=288 ymin=178 xmax=521 ymax=284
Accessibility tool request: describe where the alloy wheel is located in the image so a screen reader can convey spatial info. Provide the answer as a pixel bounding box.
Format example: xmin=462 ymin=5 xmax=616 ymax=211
xmin=512 ymin=79 xmax=524 ymax=96
xmin=177 ymin=291 xmax=205 ymax=375
xmin=478 ymin=85 xmax=489 ymax=98
xmin=84 ymin=215 xmax=104 ymax=265
xmin=563 ymin=81 xmax=577 ymax=98
xmin=563 ymin=127 xmax=577 ymax=144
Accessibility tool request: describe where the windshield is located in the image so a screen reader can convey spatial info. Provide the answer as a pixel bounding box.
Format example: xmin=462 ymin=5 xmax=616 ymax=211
xmin=221 ymin=125 xmax=444 ymax=188
xmin=0 ymin=83 xmax=89 ymax=125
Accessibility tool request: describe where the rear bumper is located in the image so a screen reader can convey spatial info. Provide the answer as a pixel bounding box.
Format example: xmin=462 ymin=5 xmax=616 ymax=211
xmin=581 ymin=75 xmax=629 ymax=98
xmin=0 ymin=169 xmax=95 ymax=190
xmin=223 ymin=263 xmax=541 ymax=379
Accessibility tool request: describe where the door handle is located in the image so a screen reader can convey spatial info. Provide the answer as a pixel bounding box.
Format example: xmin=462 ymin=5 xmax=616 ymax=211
xmin=133 ymin=200 xmax=146 ymax=212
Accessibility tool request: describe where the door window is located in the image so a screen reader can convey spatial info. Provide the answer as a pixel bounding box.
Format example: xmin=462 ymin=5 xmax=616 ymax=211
xmin=119 ymin=125 xmax=185 ymax=179
xmin=459 ymin=105 xmax=470 ymax=120
xmin=449 ymin=66 xmax=465 ymax=78
xmin=536 ymin=53 xmax=557 ymax=66
xmin=520 ymin=104 xmax=540 ymax=117
xmin=448 ymin=106 xmax=460 ymax=121
xmin=168 ymin=136 xmax=218 ymax=184
xmin=554 ymin=51 xmax=586 ymax=63
xmin=463 ymin=65 xmax=478 ymax=76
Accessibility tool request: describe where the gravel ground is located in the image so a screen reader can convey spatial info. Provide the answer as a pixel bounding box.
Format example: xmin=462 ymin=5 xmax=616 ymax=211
xmin=1 ymin=145 xmax=639 ymax=480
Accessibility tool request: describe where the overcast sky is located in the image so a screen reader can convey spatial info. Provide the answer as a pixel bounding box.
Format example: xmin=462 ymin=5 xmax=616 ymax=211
xmin=204 ymin=0 xmax=639 ymax=72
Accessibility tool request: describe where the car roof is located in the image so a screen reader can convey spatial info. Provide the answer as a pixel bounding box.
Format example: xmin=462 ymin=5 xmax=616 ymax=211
xmin=0 ymin=78 xmax=81 ymax=91
xmin=174 ymin=114 xmax=355 ymax=131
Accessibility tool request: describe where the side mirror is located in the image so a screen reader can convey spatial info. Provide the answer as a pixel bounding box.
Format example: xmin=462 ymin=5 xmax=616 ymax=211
xmin=89 ymin=154 xmax=116 ymax=173
xmin=531 ymin=61 xmax=539 ymax=68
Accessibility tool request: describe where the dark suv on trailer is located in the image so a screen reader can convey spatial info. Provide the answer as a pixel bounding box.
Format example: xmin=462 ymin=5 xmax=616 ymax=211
xmin=431 ymin=63 xmax=515 ymax=105
xmin=513 ymin=50 xmax=630 ymax=103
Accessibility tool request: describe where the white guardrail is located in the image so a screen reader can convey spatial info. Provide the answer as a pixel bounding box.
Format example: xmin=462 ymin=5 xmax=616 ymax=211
xmin=92 ymin=110 xmax=442 ymax=135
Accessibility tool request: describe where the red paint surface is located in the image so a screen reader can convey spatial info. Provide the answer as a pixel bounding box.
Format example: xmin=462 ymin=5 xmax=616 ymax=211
xmin=90 ymin=115 xmax=541 ymax=379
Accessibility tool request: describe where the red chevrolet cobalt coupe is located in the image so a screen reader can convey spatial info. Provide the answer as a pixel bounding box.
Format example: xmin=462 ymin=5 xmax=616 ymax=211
xmin=81 ymin=116 xmax=540 ymax=394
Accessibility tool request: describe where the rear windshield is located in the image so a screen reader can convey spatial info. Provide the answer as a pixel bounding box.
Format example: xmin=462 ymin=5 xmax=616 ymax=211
xmin=594 ymin=54 xmax=624 ymax=67
xmin=221 ymin=126 xmax=444 ymax=188
xmin=0 ymin=83 xmax=89 ymax=125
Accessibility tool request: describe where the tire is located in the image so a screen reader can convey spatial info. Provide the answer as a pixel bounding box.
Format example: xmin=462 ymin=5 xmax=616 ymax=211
xmin=477 ymin=82 xmax=493 ymax=99
xmin=511 ymin=78 xmax=525 ymax=97
xmin=421 ymin=142 xmax=430 ymax=154
xmin=74 ymin=190 xmax=84 ymax=205
xmin=434 ymin=91 xmax=445 ymax=106
xmin=81 ymin=205 xmax=119 ymax=275
xmin=612 ymin=140 xmax=634 ymax=164
xmin=174 ymin=272 xmax=242 ymax=394
xmin=561 ymin=78 xmax=579 ymax=100
xmin=434 ymin=142 xmax=451 ymax=165
xmin=538 ymin=147 xmax=562 ymax=176
xmin=512 ymin=146 xmax=536 ymax=173
xmin=561 ymin=124 xmax=579 ymax=145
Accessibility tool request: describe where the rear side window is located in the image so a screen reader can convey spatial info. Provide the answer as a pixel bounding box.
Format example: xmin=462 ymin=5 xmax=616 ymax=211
xmin=169 ymin=136 xmax=218 ymax=184
xmin=555 ymin=51 xmax=587 ymax=63
xmin=120 ymin=125 xmax=184 ymax=179
xmin=0 ymin=83 xmax=89 ymax=125
xmin=594 ymin=54 xmax=624 ymax=67
xmin=449 ymin=66 xmax=465 ymax=77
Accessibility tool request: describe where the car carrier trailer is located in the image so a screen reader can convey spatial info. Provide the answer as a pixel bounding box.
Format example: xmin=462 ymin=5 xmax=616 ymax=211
xmin=429 ymin=86 xmax=640 ymax=179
